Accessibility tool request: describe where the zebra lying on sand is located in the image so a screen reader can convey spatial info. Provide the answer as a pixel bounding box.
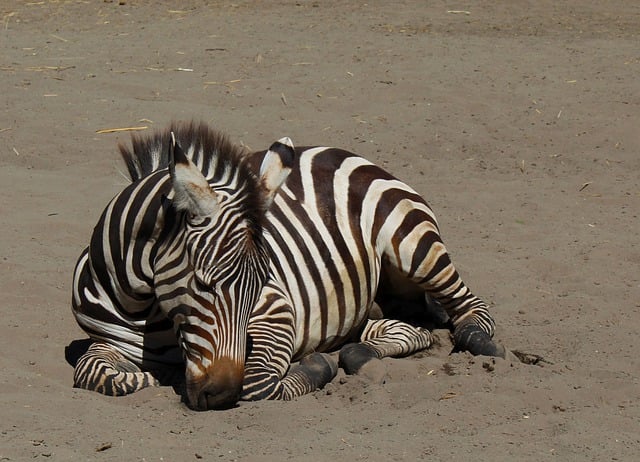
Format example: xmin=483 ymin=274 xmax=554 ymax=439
xmin=71 ymin=122 xmax=504 ymax=410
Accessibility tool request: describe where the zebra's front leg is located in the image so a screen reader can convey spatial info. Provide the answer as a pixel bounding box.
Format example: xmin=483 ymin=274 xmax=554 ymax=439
xmin=339 ymin=319 xmax=434 ymax=375
xmin=242 ymin=343 xmax=338 ymax=402
xmin=73 ymin=341 xmax=160 ymax=396
xmin=241 ymin=290 xmax=338 ymax=401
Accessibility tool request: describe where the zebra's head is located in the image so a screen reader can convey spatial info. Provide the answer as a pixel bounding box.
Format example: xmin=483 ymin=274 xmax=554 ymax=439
xmin=167 ymin=133 xmax=293 ymax=410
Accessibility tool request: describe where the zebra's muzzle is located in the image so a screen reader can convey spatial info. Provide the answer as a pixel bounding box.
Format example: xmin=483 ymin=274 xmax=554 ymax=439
xmin=186 ymin=357 xmax=245 ymax=411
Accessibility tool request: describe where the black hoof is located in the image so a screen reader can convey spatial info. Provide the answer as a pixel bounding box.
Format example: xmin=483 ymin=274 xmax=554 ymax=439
xmin=452 ymin=324 xmax=506 ymax=358
xmin=338 ymin=343 xmax=379 ymax=375
xmin=300 ymin=352 xmax=339 ymax=386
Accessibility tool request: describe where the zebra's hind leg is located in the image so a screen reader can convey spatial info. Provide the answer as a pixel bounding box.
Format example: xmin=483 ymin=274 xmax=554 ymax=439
xmin=339 ymin=319 xmax=433 ymax=375
xmin=377 ymin=200 xmax=505 ymax=357
xmin=73 ymin=342 xmax=160 ymax=396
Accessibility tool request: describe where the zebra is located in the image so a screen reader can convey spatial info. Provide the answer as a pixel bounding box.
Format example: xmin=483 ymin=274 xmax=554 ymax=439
xmin=71 ymin=121 xmax=504 ymax=410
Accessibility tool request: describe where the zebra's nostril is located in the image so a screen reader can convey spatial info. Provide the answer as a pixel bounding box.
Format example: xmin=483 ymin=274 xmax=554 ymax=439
xmin=188 ymin=358 xmax=245 ymax=411
xmin=190 ymin=381 xmax=242 ymax=411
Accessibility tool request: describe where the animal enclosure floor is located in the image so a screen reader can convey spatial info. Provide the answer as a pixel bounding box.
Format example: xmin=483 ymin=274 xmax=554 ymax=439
xmin=1 ymin=1 xmax=639 ymax=460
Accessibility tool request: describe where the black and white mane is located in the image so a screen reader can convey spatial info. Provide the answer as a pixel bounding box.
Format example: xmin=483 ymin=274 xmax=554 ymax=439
xmin=118 ymin=121 xmax=268 ymax=231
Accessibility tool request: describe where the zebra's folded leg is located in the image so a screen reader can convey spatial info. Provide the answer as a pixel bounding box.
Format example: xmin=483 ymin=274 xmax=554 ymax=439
xmin=339 ymin=319 xmax=434 ymax=376
xmin=283 ymin=352 xmax=339 ymax=395
xmin=73 ymin=342 xmax=160 ymax=396
xmin=242 ymin=352 xmax=338 ymax=401
xmin=452 ymin=323 xmax=506 ymax=358
xmin=243 ymin=285 xmax=339 ymax=401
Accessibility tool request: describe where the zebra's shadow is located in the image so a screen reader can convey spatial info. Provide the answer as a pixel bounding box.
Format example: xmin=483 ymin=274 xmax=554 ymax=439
xmin=64 ymin=338 xmax=93 ymax=368
xmin=372 ymin=294 xmax=453 ymax=332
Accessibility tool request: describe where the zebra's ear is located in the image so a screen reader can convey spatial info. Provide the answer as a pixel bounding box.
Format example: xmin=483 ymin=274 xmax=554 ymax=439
xmin=168 ymin=132 xmax=219 ymax=217
xmin=259 ymin=137 xmax=294 ymax=207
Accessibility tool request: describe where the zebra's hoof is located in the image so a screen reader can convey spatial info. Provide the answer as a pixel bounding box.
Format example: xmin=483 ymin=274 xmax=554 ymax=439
xmin=300 ymin=352 xmax=339 ymax=386
xmin=452 ymin=324 xmax=506 ymax=358
xmin=338 ymin=343 xmax=379 ymax=375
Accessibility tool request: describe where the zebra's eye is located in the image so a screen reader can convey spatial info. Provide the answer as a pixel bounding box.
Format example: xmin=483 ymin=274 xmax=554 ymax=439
xmin=187 ymin=214 xmax=207 ymax=226
xmin=215 ymin=190 xmax=232 ymax=202
xmin=192 ymin=276 xmax=211 ymax=292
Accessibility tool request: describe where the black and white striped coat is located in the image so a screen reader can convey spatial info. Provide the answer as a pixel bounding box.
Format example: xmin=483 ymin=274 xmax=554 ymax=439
xmin=71 ymin=122 xmax=502 ymax=410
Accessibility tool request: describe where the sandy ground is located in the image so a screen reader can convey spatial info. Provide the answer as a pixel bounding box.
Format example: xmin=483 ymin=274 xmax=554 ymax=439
xmin=1 ymin=1 xmax=639 ymax=460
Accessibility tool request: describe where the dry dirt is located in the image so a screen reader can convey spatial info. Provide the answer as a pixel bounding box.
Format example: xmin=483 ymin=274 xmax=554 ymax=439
xmin=1 ymin=1 xmax=639 ymax=460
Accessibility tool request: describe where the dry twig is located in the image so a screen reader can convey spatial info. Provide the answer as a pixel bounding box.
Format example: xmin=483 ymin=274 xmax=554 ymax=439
xmin=96 ymin=126 xmax=148 ymax=134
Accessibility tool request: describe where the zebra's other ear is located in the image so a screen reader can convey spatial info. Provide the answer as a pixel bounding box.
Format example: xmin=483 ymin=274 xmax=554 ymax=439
xmin=168 ymin=132 xmax=219 ymax=217
xmin=259 ymin=137 xmax=294 ymax=207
